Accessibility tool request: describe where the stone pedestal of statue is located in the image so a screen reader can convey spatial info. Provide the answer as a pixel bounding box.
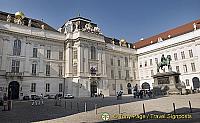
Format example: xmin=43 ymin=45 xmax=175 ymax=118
xmin=153 ymin=71 xmax=183 ymax=95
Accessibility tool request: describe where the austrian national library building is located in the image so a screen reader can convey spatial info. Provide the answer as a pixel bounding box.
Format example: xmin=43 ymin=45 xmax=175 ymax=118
xmin=0 ymin=11 xmax=200 ymax=99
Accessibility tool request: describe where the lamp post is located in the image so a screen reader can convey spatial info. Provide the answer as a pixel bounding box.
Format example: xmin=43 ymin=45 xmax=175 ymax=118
xmin=63 ymin=41 xmax=66 ymax=97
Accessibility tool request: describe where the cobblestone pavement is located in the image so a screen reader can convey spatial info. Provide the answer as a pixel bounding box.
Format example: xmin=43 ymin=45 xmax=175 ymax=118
xmin=0 ymin=93 xmax=200 ymax=123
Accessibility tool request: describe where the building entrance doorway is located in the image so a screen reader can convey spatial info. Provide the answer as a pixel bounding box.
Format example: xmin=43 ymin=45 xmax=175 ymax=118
xmin=90 ymin=81 xmax=97 ymax=97
xmin=127 ymin=83 xmax=132 ymax=94
xmin=192 ymin=77 xmax=200 ymax=89
xmin=8 ymin=81 xmax=20 ymax=100
xmin=142 ymin=82 xmax=150 ymax=90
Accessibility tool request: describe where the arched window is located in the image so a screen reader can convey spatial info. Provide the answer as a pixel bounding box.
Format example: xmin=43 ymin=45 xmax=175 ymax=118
xmin=91 ymin=46 xmax=96 ymax=59
xmin=13 ymin=39 xmax=21 ymax=56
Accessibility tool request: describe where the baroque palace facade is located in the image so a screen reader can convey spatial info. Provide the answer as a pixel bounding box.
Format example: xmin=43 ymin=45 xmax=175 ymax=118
xmin=0 ymin=11 xmax=199 ymax=99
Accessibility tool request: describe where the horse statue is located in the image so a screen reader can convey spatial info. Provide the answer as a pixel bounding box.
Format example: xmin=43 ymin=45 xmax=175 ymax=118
xmin=157 ymin=54 xmax=172 ymax=72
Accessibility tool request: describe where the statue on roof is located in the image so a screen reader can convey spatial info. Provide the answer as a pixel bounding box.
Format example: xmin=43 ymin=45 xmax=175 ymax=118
xmin=7 ymin=15 xmax=11 ymax=22
xmin=28 ymin=19 xmax=32 ymax=27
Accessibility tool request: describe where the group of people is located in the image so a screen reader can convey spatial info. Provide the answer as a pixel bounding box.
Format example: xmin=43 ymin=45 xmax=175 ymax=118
xmin=133 ymin=84 xmax=153 ymax=99
xmin=32 ymin=94 xmax=44 ymax=106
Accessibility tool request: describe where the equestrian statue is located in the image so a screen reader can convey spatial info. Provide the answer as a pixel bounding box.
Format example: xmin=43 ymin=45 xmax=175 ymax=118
xmin=157 ymin=54 xmax=172 ymax=72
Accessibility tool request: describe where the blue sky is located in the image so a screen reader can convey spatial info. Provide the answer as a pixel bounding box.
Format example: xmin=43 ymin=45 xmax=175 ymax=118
xmin=0 ymin=0 xmax=200 ymax=43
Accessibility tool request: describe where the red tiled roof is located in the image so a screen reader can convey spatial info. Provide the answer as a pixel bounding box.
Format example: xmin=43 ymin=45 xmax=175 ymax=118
xmin=132 ymin=19 xmax=200 ymax=49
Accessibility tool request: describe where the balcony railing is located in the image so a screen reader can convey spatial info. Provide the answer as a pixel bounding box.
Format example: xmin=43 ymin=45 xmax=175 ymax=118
xmin=6 ymin=72 xmax=24 ymax=77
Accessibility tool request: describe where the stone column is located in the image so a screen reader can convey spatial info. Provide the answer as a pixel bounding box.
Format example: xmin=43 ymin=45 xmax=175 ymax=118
xmin=65 ymin=42 xmax=73 ymax=77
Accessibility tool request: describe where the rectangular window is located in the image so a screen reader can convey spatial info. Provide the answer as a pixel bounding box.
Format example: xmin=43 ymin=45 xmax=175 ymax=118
xmin=59 ymin=65 xmax=62 ymax=76
xmin=46 ymin=63 xmax=50 ymax=76
xmin=32 ymin=63 xmax=37 ymax=75
xmin=181 ymin=51 xmax=185 ymax=59
xmin=47 ymin=50 xmax=51 ymax=59
xmin=91 ymin=46 xmax=96 ymax=59
xmin=73 ymin=63 xmax=77 ymax=76
xmin=59 ymin=51 xmax=63 ymax=60
xmin=176 ymin=66 xmax=180 ymax=73
xmin=126 ymin=70 xmax=129 ymax=79
xmin=145 ymin=61 xmax=147 ymax=67
xmin=111 ymin=70 xmax=114 ymax=79
xmin=125 ymin=57 xmax=128 ymax=67
xmin=112 ymin=84 xmax=116 ymax=90
xmin=46 ymin=83 xmax=50 ymax=92
xmin=191 ymin=63 xmax=196 ymax=72
xmin=118 ymin=71 xmax=121 ymax=79
xmin=155 ymin=58 xmax=158 ymax=63
xmin=31 ymin=83 xmax=36 ymax=92
xmin=11 ymin=60 xmax=20 ymax=73
xmin=150 ymin=59 xmax=153 ymax=66
xmin=151 ymin=70 xmax=154 ymax=76
xmin=189 ymin=50 xmax=193 ymax=58
xmin=133 ymin=71 xmax=136 ymax=79
xmin=59 ymin=83 xmax=63 ymax=92
xmin=133 ymin=61 xmax=135 ymax=68
xmin=183 ymin=65 xmax=187 ymax=73
xmin=73 ymin=49 xmax=77 ymax=59
xmin=13 ymin=40 xmax=21 ymax=56
xmin=120 ymin=84 xmax=123 ymax=90
xmin=33 ymin=48 xmax=37 ymax=58
xmin=111 ymin=58 xmax=113 ymax=66
xmin=174 ymin=53 xmax=178 ymax=61
xmin=186 ymin=79 xmax=190 ymax=86
xmin=118 ymin=59 xmax=120 ymax=66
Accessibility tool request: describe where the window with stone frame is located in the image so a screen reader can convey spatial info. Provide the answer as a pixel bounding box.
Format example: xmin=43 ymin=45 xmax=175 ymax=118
xmin=31 ymin=83 xmax=36 ymax=92
xmin=73 ymin=48 xmax=77 ymax=59
xmin=133 ymin=71 xmax=136 ymax=79
xmin=46 ymin=83 xmax=50 ymax=92
xmin=183 ymin=64 xmax=187 ymax=73
xmin=46 ymin=62 xmax=50 ymax=76
xmin=112 ymin=84 xmax=116 ymax=90
xmin=176 ymin=66 xmax=180 ymax=73
xmin=189 ymin=49 xmax=193 ymax=58
xmin=33 ymin=48 xmax=37 ymax=58
xmin=59 ymin=51 xmax=63 ymax=60
xmin=125 ymin=57 xmax=128 ymax=67
xmin=91 ymin=46 xmax=96 ymax=59
xmin=186 ymin=79 xmax=190 ymax=86
xmin=120 ymin=84 xmax=123 ymax=90
xmin=140 ymin=62 xmax=142 ymax=68
xmin=132 ymin=61 xmax=135 ymax=68
xmin=151 ymin=70 xmax=154 ymax=76
xmin=145 ymin=61 xmax=147 ymax=67
xmin=155 ymin=58 xmax=158 ymax=63
xmin=111 ymin=70 xmax=114 ymax=79
xmin=11 ymin=60 xmax=20 ymax=73
xmin=59 ymin=83 xmax=63 ymax=92
xmin=126 ymin=70 xmax=129 ymax=79
xmin=191 ymin=63 xmax=196 ymax=72
xmin=174 ymin=53 xmax=178 ymax=61
xmin=58 ymin=65 xmax=63 ymax=76
xmin=150 ymin=59 xmax=153 ymax=66
xmin=110 ymin=58 xmax=114 ymax=66
xmin=181 ymin=51 xmax=185 ymax=59
xmin=13 ymin=39 xmax=21 ymax=56
xmin=73 ymin=63 xmax=77 ymax=76
xmin=118 ymin=59 xmax=120 ymax=66
xmin=118 ymin=71 xmax=121 ymax=79
xmin=47 ymin=50 xmax=51 ymax=59
xmin=32 ymin=63 xmax=37 ymax=75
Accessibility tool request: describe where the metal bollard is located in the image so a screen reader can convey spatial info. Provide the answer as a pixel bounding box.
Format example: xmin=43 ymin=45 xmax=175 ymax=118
xmin=65 ymin=101 xmax=66 ymax=109
xmin=95 ymin=104 xmax=97 ymax=115
xmin=173 ymin=103 xmax=176 ymax=114
xmin=77 ymin=102 xmax=79 ymax=112
xmin=143 ymin=103 xmax=146 ymax=115
xmin=189 ymin=101 xmax=192 ymax=113
xmin=118 ymin=104 xmax=121 ymax=114
xmin=85 ymin=102 xmax=87 ymax=112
